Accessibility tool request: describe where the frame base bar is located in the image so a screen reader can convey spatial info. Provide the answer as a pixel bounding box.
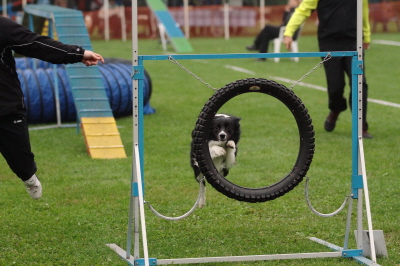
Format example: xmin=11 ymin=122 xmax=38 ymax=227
xmin=107 ymin=244 xmax=136 ymax=265
xmin=107 ymin=244 xmax=343 ymax=265
xmin=309 ymin=237 xmax=381 ymax=266
xmin=156 ymin=252 xmax=342 ymax=265
xmin=108 ymin=240 xmax=381 ymax=266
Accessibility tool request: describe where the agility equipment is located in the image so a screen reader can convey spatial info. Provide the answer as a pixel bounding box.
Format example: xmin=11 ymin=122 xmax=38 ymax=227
xmin=100 ymin=0 xmax=381 ymax=263
xmin=24 ymin=4 xmax=126 ymax=159
xmin=15 ymin=58 xmax=154 ymax=124
xmin=146 ymin=0 xmax=193 ymax=53
xmin=107 ymin=52 xmax=381 ymax=266
xmin=192 ymin=78 xmax=315 ymax=203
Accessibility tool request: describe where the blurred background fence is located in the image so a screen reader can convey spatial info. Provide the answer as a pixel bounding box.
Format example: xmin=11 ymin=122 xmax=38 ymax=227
xmin=2 ymin=0 xmax=400 ymax=40
xmin=82 ymin=0 xmax=400 ymax=39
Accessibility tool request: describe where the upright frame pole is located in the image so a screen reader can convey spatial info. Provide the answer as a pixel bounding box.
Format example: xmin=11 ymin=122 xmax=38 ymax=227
xmin=120 ymin=4 xmax=127 ymax=41
xmin=47 ymin=18 xmax=62 ymax=127
xmin=259 ymin=0 xmax=265 ymax=30
xmin=183 ymin=0 xmax=189 ymax=38
xmin=124 ymin=0 xmax=148 ymax=263
xmin=104 ymin=0 xmax=110 ymax=41
xmin=223 ymin=0 xmax=229 ymax=40
xmin=355 ymin=0 xmax=377 ymax=263
xmin=2 ymin=0 xmax=6 ymax=17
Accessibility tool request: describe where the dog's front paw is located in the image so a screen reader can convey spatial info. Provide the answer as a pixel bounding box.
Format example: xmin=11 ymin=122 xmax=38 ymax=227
xmin=226 ymin=140 xmax=236 ymax=150
xmin=210 ymin=146 xmax=226 ymax=158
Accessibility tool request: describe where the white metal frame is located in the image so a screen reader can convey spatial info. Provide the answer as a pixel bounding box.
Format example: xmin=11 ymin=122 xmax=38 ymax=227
xmin=107 ymin=0 xmax=381 ymax=265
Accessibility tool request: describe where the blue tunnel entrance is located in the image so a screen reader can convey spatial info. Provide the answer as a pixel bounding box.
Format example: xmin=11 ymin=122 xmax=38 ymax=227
xmin=16 ymin=57 xmax=155 ymax=124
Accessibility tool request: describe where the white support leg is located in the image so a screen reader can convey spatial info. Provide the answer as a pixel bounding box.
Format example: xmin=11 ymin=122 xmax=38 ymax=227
xmin=358 ymin=139 xmax=377 ymax=263
xmin=134 ymin=144 xmax=150 ymax=266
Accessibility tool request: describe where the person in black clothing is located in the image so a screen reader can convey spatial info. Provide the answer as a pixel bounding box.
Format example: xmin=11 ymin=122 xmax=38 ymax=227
xmin=0 ymin=16 xmax=105 ymax=199
xmin=283 ymin=0 xmax=372 ymax=138
xmin=246 ymin=0 xmax=300 ymax=61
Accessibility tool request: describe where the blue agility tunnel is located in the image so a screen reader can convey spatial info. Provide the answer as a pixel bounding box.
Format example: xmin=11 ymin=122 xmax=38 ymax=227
xmin=16 ymin=57 xmax=155 ymax=124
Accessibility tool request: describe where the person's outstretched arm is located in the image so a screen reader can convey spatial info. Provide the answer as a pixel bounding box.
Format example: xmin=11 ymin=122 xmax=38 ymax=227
xmin=3 ymin=17 xmax=104 ymax=66
xmin=283 ymin=0 xmax=317 ymax=50
xmin=82 ymin=50 xmax=105 ymax=66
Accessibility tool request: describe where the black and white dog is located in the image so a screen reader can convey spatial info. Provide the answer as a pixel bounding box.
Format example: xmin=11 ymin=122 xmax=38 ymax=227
xmin=191 ymin=114 xmax=241 ymax=208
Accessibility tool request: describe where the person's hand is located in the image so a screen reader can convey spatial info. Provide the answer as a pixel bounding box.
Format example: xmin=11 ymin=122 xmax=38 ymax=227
xmin=82 ymin=50 xmax=105 ymax=66
xmin=283 ymin=36 xmax=293 ymax=50
xmin=363 ymin=42 xmax=370 ymax=50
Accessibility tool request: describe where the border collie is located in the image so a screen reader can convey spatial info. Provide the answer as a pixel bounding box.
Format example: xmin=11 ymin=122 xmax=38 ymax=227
xmin=191 ymin=114 xmax=241 ymax=208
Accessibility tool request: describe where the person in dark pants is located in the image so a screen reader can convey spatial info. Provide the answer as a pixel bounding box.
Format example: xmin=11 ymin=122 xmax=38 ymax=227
xmin=246 ymin=0 xmax=300 ymax=61
xmin=283 ymin=0 xmax=372 ymax=138
xmin=0 ymin=16 xmax=105 ymax=199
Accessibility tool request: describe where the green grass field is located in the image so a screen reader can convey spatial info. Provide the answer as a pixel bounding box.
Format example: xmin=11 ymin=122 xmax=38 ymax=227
xmin=1 ymin=33 xmax=399 ymax=266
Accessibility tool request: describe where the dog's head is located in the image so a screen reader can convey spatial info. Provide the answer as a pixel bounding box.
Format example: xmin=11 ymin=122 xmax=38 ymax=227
xmin=210 ymin=114 xmax=241 ymax=143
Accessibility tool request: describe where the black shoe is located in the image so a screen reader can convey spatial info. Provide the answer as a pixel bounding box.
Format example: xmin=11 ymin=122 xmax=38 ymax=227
xmin=362 ymin=130 xmax=373 ymax=139
xmin=246 ymin=45 xmax=257 ymax=51
xmin=324 ymin=111 xmax=340 ymax=132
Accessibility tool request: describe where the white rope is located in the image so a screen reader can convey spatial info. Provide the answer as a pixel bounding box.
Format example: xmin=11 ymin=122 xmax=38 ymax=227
xmin=144 ymin=179 xmax=205 ymax=221
xmin=304 ymin=176 xmax=350 ymax=217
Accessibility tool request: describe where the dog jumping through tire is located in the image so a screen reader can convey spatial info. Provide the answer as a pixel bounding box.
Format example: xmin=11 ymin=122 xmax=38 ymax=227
xmin=190 ymin=114 xmax=241 ymax=208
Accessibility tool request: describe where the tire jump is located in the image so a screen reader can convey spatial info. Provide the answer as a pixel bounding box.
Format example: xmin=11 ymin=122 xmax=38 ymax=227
xmin=192 ymin=78 xmax=315 ymax=203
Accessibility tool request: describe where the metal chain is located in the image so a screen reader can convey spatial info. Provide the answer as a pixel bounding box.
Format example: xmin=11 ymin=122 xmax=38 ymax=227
xmin=168 ymin=56 xmax=217 ymax=91
xmin=169 ymin=53 xmax=332 ymax=92
xmin=289 ymin=53 xmax=332 ymax=90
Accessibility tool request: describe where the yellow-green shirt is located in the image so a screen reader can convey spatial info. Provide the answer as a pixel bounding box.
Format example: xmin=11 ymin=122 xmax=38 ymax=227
xmin=284 ymin=0 xmax=371 ymax=43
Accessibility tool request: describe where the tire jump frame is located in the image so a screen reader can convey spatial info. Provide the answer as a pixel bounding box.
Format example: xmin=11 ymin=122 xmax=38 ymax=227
xmin=107 ymin=51 xmax=380 ymax=266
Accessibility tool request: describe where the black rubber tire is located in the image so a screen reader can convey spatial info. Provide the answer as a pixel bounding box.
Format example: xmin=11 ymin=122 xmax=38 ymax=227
xmin=192 ymin=78 xmax=315 ymax=203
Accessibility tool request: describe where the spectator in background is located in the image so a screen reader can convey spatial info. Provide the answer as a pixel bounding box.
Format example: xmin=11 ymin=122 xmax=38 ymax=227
xmin=168 ymin=0 xmax=183 ymax=6
xmin=246 ymin=0 xmax=300 ymax=61
xmin=283 ymin=0 xmax=372 ymax=138
xmin=78 ymin=0 xmax=103 ymax=11
xmin=54 ymin=0 xmax=68 ymax=7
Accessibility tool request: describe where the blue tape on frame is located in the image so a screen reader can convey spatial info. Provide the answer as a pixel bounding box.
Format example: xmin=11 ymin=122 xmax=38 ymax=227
xmin=351 ymin=174 xmax=363 ymax=198
xmin=352 ymin=174 xmax=363 ymax=189
xmin=342 ymin=249 xmax=363 ymax=257
xmin=132 ymin=182 xmax=145 ymax=197
xmin=352 ymin=60 xmax=364 ymax=75
xmin=135 ymin=258 xmax=157 ymax=265
xmin=132 ymin=182 xmax=139 ymax=197
xmin=132 ymin=65 xmax=145 ymax=80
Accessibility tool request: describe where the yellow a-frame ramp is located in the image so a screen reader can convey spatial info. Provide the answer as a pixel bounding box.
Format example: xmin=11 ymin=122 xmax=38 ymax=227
xmin=81 ymin=117 xmax=126 ymax=159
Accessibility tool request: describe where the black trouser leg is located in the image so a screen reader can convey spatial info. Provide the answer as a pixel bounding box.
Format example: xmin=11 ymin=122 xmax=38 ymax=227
xmin=323 ymin=56 xmax=349 ymax=113
xmin=258 ymin=25 xmax=280 ymax=53
xmin=0 ymin=114 xmax=37 ymax=181
xmin=320 ymin=40 xmax=369 ymax=130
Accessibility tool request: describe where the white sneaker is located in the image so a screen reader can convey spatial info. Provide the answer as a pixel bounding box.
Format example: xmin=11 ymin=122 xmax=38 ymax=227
xmin=24 ymin=174 xmax=42 ymax=199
